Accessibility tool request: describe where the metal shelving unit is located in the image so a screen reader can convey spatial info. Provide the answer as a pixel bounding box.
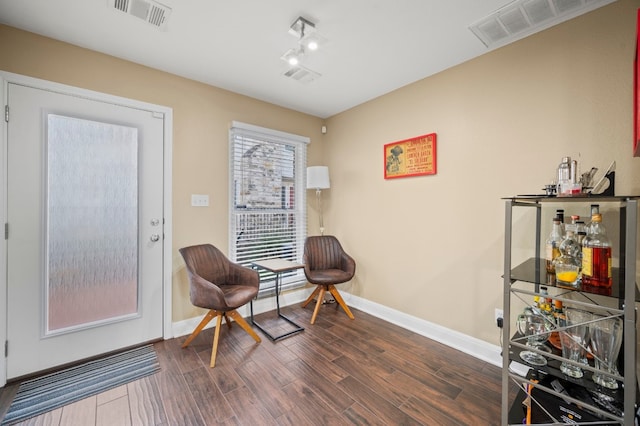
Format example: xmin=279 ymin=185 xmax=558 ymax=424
xmin=501 ymin=196 xmax=638 ymax=425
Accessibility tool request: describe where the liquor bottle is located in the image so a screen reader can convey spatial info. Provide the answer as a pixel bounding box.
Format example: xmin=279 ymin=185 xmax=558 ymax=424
xmin=533 ymin=295 xmax=541 ymax=314
xmin=581 ymin=213 xmax=612 ymax=288
xmin=552 ymin=299 xmax=564 ymax=324
xmin=538 ymin=286 xmax=553 ymax=320
xmin=556 ymin=209 xmax=566 ymax=233
xmin=565 ymin=215 xmax=581 ymax=235
xmin=587 ymin=204 xmax=599 ymax=234
xmin=575 ymin=221 xmax=587 ymax=246
xmin=545 ymin=216 xmax=564 ymax=273
xmin=557 ymin=157 xmax=571 ymax=195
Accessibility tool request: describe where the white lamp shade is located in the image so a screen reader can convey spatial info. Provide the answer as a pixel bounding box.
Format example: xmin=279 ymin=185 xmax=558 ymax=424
xmin=307 ymin=166 xmax=330 ymax=189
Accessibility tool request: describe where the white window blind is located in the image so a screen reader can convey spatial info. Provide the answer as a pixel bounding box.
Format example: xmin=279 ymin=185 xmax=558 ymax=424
xmin=229 ymin=121 xmax=308 ymax=296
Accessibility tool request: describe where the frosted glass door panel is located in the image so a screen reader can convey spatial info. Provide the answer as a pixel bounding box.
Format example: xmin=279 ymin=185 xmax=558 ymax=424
xmin=47 ymin=114 xmax=139 ymax=334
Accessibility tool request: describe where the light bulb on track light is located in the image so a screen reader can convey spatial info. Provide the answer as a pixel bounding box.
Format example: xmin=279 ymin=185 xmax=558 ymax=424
xmin=281 ymin=48 xmax=303 ymax=66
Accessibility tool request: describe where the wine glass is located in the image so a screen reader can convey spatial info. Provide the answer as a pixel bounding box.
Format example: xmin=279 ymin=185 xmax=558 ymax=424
xmin=558 ymin=308 xmax=591 ymax=378
xmin=590 ymin=315 xmax=623 ymax=389
xmin=517 ymin=309 xmax=552 ymax=366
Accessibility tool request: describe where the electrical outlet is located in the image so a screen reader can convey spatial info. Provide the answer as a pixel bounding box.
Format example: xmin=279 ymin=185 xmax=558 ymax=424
xmin=495 ymin=308 xmax=503 ymax=327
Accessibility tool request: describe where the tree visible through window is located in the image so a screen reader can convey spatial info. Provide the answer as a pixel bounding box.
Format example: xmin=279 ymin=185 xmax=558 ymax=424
xmin=229 ymin=122 xmax=308 ymax=295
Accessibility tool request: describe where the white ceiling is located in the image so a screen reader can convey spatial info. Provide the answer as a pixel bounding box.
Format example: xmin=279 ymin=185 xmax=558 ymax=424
xmin=0 ymin=0 xmax=616 ymax=118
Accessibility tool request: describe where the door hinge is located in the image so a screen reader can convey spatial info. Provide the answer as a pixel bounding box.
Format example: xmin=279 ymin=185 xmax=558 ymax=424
xmin=4 ymin=223 xmax=7 ymax=240
xmin=4 ymin=341 xmax=7 ymax=357
xmin=4 ymin=105 xmax=8 ymax=123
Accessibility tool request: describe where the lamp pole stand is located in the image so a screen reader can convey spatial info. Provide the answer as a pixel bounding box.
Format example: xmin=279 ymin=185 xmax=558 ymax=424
xmin=316 ymin=188 xmax=325 ymax=236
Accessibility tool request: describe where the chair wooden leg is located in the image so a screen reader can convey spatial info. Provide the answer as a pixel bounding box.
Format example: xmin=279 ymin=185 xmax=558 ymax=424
xmin=310 ymin=287 xmax=326 ymax=325
xmin=182 ymin=309 xmax=217 ymax=348
xmin=209 ymin=313 xmax=223 ymax=368
xmin=227 ymin=310 xmax=261 ymax=343
xmin=328 ymin=285 xmax=355 ymax=320
xmin=223 ymin=313 xmax=232 ymax=330
xmin=302 ymin=286 xmax=321 ymax=308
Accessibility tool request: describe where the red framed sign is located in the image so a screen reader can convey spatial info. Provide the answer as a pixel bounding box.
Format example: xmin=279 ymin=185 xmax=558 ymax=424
xmin=384 ymin=133 xmax=437 ymax=179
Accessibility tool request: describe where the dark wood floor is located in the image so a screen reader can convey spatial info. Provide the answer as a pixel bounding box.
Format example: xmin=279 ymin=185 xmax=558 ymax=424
xmin=0 ymin=304 xmax=504 ymax=425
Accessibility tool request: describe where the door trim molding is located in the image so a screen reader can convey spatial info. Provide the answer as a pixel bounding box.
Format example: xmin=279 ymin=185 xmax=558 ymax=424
xmin=0 ymin=70 xmax=173 ymax=387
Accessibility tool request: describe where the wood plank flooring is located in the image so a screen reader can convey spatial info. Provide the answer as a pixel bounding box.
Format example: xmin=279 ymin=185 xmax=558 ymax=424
xmin=0 ymin=304 xmax=504 ymax=425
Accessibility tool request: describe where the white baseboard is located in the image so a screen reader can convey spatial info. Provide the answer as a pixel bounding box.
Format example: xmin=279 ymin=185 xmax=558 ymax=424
xmin=171 ymin=288 xmax=502 ymax=368
xmin=343 ymin=292 xmax=502 ymax=368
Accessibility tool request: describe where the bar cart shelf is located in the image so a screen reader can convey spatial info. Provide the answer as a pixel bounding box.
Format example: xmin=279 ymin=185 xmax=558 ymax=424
xmin=501 ymin=195 xmax=638 ymax=425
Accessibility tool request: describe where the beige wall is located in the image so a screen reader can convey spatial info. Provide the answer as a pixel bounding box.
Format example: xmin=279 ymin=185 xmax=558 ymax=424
xmin=0 ymin=24 xmax=325 ymax=322
xmin=1 ymin=0 xmax=639 ymax=349
xmin=324 ymin=0 xmax=640 ymax=345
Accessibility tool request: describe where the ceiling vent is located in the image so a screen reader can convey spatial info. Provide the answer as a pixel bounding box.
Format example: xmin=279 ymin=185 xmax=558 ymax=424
xmin=469 ymin=0 xmax=616 ymax=49
xmin=283 ymin=66 xmax=321 ymax=84
xmin=109 ymin=0 xmax=172 ymax=30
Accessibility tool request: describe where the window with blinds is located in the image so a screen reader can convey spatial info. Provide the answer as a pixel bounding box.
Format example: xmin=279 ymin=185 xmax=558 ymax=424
xmin=229 ymin=121 xmax=309 ymax=296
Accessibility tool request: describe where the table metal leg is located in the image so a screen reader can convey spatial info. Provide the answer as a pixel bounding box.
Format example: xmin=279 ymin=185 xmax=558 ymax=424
xmin=250 ymin=270 xmax=304 ymax=341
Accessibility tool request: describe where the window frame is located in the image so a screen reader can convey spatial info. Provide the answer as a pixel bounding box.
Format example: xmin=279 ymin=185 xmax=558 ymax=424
xmin=228 ymin=121 xmax=309 ymax=296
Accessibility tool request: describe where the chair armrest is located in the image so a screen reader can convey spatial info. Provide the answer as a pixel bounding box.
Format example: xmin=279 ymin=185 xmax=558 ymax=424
xmin=188 ymin=272 xmax=226 ymax=309
xmin=303 ymin=252 xmax=311 ymax=276
xmin=228 ymin=262 xmax=260 ymax=289
xmin=340 ymin=252 xmax=356 ymax=276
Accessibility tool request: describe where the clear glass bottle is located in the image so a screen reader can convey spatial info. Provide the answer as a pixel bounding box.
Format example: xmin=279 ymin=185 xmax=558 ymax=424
xmin=570 ymin=215 xmax=580 ymax=227
xmin=545 ymin=216 xmax=564 ymax=273
xmin=553 ymin=229 xmax=581 ymax=287
xmin=581 ymin=213 xmax=612 ymax=288
xmin=557 ymin=157 xmax=571 ymax=195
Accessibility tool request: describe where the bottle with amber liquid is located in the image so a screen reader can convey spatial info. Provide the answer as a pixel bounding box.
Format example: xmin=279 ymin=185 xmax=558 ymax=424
xmin=545 ymin=216 xmax=564 ymax=273
xmin=552 ymin=299 xmax=564 ymax=325
xmin=587 ymin=204 xmax=599 ymax=234
xmin=581 ymin=213 xmax=612 ymax=288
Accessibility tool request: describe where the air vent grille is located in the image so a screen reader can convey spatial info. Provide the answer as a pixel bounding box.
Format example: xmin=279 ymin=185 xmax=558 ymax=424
xmin=522 ymin=0 xmax=554 ymax=24
xmin=108 ymin=0 xmax=171 ymax=30
xmin=283 ymin=66 xmax=321 ymax=84
xmin=113 ymin=0 xmax=129 ymax=12
xmin=148 ymin=5 xmax=167 ymax=27
xmin=469 ymin=0 xmax=616 ymax=49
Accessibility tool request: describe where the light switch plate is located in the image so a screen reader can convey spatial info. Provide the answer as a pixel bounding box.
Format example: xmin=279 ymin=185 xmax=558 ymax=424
xmin=191 ymin=194 xmax=209 ymax=207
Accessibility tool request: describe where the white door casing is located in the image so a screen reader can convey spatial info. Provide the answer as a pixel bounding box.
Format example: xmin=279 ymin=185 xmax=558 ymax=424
xmin=0 ymin=72 xmax=173 ymax=383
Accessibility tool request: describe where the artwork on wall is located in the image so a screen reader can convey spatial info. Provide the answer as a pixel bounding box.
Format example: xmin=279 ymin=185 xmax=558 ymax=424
xmin=384 ymin=133 xmax=437 ymax=179
xmin=634 ymin=8 xmax=640 ymax=157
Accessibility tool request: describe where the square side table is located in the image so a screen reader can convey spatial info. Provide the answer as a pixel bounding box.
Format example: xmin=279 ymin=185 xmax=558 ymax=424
xmin=250 ymin=259 xmax=305 ymax=341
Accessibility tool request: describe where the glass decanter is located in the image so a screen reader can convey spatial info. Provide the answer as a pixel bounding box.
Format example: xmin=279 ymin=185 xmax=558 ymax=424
xmin=553 ymin=228 xmax=581 ymax=287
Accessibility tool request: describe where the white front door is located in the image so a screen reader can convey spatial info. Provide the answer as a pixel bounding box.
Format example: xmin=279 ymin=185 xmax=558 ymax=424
xmin=5 ymin=81 xmax=166 ymax=379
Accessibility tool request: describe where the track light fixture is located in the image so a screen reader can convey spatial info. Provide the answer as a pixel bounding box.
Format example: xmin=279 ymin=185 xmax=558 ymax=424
xmin=288 ymin=17 xmax=315 ymax=39
xmin=280 ymin=16 xmax=326 ymax=69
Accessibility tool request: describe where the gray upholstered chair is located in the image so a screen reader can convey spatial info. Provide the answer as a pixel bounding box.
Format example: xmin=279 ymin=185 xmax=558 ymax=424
xmin=301 ymin=235 xmax=356 ymax=324
xmin=179 ymin=244 xmax=261 ymax=367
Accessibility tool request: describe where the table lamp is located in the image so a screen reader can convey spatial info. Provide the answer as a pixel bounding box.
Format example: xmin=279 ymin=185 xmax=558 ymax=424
xmin=306 ymin=166 xmax=330 ymax=235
